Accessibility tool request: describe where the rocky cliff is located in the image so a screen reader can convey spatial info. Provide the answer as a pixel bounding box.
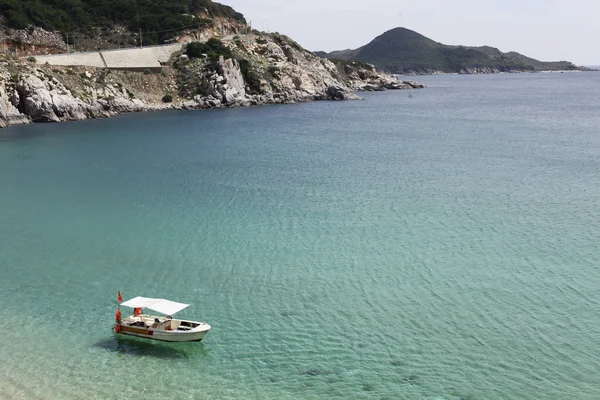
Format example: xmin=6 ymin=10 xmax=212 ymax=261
xmin=0 ymin=32 xmax=424 ymax=129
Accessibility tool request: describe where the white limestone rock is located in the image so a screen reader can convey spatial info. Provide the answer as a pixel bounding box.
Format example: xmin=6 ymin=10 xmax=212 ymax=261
xmin=217 ymin=56 xmax=246 ymax=104
xmin=0 ymin=86 xmax=29 ymax=127
xmin=17 ymin=74 xmax=60 ymax=122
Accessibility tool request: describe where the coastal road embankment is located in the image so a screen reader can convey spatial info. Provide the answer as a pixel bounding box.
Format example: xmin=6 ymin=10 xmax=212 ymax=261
xmin=32 ymin=43 xmax=183 ymax=70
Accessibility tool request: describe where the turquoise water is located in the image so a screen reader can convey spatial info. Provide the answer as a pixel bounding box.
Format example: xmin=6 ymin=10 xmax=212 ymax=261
xmin=1 ymin=72 xmax=600 ymax=399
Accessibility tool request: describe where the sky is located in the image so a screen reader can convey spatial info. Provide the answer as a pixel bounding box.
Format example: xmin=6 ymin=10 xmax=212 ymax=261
xmin=222 ymin=0 xmax=599 ymax=65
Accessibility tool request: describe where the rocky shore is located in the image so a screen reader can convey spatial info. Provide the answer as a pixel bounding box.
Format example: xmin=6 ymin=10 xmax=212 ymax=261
xmin=0 ymin=32 xmax=424 ymax=129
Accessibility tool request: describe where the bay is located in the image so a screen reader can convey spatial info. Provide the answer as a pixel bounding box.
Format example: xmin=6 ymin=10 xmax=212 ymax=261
xmin=1 ymin=71 xmax=600 ymax=399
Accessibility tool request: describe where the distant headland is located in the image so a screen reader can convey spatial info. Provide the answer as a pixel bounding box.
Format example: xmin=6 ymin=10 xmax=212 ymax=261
xmin=315 ymin=27 xmax=591 ymax=75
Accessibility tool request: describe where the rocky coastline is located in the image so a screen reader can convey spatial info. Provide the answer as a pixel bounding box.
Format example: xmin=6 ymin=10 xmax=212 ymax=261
xmin=395 ymin=66 xmax=598 ymax=76
xmin=0 ymin=32 xmax=425 ymax=130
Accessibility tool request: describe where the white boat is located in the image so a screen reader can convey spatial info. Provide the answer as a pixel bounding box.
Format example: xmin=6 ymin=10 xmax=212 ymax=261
xmin=114 ymin=296 xmax=211 ymax=342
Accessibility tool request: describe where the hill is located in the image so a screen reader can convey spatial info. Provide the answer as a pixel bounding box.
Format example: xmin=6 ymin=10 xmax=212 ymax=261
xmin=0 ymin=32 xmax=423 ymax=129
xmin=317 ymin=28 xmax=580 ymax=74
xmin=0 ymin=0 xmax=245 ymax=46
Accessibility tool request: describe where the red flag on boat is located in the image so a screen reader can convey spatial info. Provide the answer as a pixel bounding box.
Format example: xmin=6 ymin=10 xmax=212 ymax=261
xmin=118 ymin=290 xmax=123 ymax=302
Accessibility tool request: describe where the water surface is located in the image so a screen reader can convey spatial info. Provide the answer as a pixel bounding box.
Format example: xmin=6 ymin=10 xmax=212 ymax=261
xmin=1 ymin=72 xmax=600 ymax=399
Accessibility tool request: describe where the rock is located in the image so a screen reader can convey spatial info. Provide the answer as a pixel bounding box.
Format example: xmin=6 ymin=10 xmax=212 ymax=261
xmin=17 ymin=74 xmax=60 ymax=122
xmin=105 ymin=96 xmax=141 ymax=113
xmin=326 ymin=85 xmax=361 ymax=101
xmin=0 ymin=98 xmax=8 ymax=128
xmin=10 ymin=90 xmax=20 ymax=108
xmin=360 ymin=84 xmax=386 ymax=92
xmin=16 ymin=73 xmax=96 ymax=122
xmin=181 ymin=100 xmax=197 ymax=109
xmin=208 ymin=97 xmax=222 ymax=108
xmin=217 ymin=56 xmax=246 ymax=98
xmin=281 ymin=45 xmax=297 ymax=64
xmin=292 ymin=76 xmax=302 ymax=90
xmin=224 ymin=87 xmax=239 ymax=104
xmin=264 ymin=42 xmax=286 ymax=61
xmin=87 ymin=101 xmax=109 ymax=118
xmin=0 ymin=30 xmax=424 ymax=130
xmin=458 ymin=67 xmax=500 ymax=74
xmin=402 ymin=80 xmax=426 ymax=89
xmin=0 ymin=85 xmax=29 ymax=127
xmin=0 ymin=26 xmax=65 ymax=56
xmin=50 ymin=92 xmax=88 ymax=120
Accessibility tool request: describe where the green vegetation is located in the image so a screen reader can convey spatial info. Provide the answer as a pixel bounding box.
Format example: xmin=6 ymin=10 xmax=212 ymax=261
xmin=329 ymin=58 xmax=373 ymax=70
xmin=162 ymin=94 xmax=173 ymax=103
xmin=272 ymin=33 xmax=303 ymax=52
xmin=238 ymin=59 xmax=261 ymax=93
xmin=320 ymin=27 xmax=576 ymax=73
xmin=0 ymin=0 xmax=245 ymax=45
xmin=186 ymin=38 xmax=232 ymax=60
xmin=267 ymin=66 xmax=280 ymax=76
xmin=97 ymin=70 xmax=110 ymax=83
xmin=234 ymin=40 xmax=245 ymax=50
xmin=186 ymin=42 xmax=207 ymax=59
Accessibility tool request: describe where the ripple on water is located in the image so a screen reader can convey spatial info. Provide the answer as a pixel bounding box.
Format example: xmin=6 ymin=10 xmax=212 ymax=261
xmin=2 ymin=73 xmax=600 ymax=399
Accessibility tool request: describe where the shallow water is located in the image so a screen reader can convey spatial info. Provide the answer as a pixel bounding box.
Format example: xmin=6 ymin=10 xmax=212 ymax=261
xmin=1 ymin=72 xmax=600 ymax=399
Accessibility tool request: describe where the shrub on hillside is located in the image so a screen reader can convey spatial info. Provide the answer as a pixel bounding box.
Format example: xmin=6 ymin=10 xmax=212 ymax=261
xmin=238 ymin=59 xmax=261 ymax=93
xmin=186 ymin=42 xmax=210 ymax=59
xmin=186 ymin=39 xmax=232 ymax=60
xmin=0 ymin=0 xmax=245 ymax=45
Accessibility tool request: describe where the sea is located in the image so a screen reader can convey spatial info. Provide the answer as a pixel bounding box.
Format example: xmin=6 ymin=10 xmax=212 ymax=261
xmin=1 ymin=71 xmax=599 ymax=400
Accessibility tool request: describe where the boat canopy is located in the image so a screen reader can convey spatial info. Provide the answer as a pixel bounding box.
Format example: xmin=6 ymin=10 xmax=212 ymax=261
xmin=120 ymin=296 xmax=190 ymax=315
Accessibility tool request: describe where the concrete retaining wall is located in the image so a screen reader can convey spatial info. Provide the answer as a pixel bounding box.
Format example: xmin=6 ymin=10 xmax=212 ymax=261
xmin=35 ymin=51 xmax=106 ymax=68
xmin=32 ymin=43 xmax=184 ymax=70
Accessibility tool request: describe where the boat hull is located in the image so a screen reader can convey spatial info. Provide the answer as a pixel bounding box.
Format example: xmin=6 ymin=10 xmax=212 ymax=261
xmin=115 ymin=323 xmax=210 ymax=342
xmin=118 ymin=324 xmax=209 ymax=342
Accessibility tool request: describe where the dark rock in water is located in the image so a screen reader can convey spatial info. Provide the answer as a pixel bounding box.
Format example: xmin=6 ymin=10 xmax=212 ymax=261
xmin=299 ymin=368 xmax=334 ymax=376
xmin=399 ymin=374 xmax=420 ymax=385
xmin=360 ymin=84 xmax=386 ymax=92
xmin=450 ymin=390 xmax=476 ymax=400
xmin=279 ymin=310 xmax=298 ymax=317
xmin=362 ymin=382 xmax=375 ymax=391
xmin=403 ymin=80 xmax=426 ymax=89
xmin=326 ymin=85 xmax=361 ymax=101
